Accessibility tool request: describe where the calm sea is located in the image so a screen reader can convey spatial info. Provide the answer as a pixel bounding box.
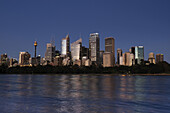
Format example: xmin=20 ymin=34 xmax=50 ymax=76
xmin=0 ymin=74 xmax=170 ymax=113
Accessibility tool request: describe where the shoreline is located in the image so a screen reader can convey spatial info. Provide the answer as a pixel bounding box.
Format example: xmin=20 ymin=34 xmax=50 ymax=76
xmin=0 ymin=73 xmax=170 ymax=75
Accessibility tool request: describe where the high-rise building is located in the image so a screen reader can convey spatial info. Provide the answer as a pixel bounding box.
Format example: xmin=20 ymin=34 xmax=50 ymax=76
xmin=119 ymin=56 xmax=123 ymax=65
xmin=156 ymin=54 xmax=164 ymax=63
xmin=148 ymin=52 xmax=156 ymax=64
xmin=104 ymin=37 xmax=115 ymax=66
xmin=0 ymin=53 xmax=8 ymax=64
xmin=61 ymin=34 xmax=70 ymax=57
xmin=135 ymin=46 xmax=144 ymax=64
xmin=19 ymin=52 xmax=31 ymax=65
xmin=89 ymin=33 xmax=100 ymax=65
xmin=0 ymin=53 xmax=9 ymax=66
xmin=117 ymin=48 xmax=122 ymax=65
xmin=45 ymin=43 xmax=56 ymax=62
xmin=103 ymin=52 xmax=114 ymax=67
xmin=122 ymin=52 xmax=134 ymax=66
xmin=71 ymin=38 xmax=82 ymax=62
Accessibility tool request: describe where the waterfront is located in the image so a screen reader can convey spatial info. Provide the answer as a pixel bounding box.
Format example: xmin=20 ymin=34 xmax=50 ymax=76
xmin=0 ymin=74 xmax=170 ymax=113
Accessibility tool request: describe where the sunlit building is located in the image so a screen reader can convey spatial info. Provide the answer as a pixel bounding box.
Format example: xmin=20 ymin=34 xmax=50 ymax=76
xmin=103 ymin=52 xmax=114 ymax=67
xmin=61 ymin=34 xmax=70 ymax=57
xmin=45 ymin=43 xmax=55 ymax=62
xmin=148 ymin=52 xmax=155 ymax=64
xmin=89 ymin=33 xmax=100 ymax=65
xmin=103 ymin=37 xmax=115 ymax=67
xmin=135 ymin=46 xmax=144 ymax=64
xmin=19 ymin=52 xmax=31 ymax=65
xmin=122 ymin=52 xmax=134 ymax=66
xmin=71 ymin=38 xmax=82 ymax=62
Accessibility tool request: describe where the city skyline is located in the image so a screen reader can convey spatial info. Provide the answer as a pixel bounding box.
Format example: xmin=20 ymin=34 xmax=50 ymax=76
xmin=0 ymin=0 xmax=170 ymax=62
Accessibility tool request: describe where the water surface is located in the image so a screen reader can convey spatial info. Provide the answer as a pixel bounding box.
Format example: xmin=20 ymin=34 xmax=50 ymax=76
xmin=0 ymin=74 xmax=170 ymax=113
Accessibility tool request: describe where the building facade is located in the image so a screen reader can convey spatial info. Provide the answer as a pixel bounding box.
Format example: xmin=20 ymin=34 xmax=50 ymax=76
xmin=45 ymin=43 xmax=56 ymax=62
xmin=89 ymin=33 xmax=100 ymax=65
xmin=19 ymin=52 xmax=31 ymax=65
xmin=71 ymin=38 xmax=82 ymax=62
xmin=156 ymin=54 xmax=164 ymax=63
xmin=103 ymin=37 xmax=115 ymax=66
xmin=61 ymin=34 xmax=70 ymax=57
xmin=135 ymin=46 xmax=144 ymax=65
xmin=0 ymin=53 xmax=9 ymax=66
xmin=103 ymin=52 xmax=114 ymax=67
xmin=148 ymin=52 xmax=156 ymax=64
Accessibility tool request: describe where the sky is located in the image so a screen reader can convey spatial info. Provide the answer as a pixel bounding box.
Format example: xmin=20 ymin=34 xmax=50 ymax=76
xmin=0 ymin=0 xmax=170 ymax=63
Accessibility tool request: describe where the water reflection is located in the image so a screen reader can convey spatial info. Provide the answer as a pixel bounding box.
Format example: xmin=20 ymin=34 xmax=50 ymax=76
xmin=0 ymin=74 xmax=170 ymax=112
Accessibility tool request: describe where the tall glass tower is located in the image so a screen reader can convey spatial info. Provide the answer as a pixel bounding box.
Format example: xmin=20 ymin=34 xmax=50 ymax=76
xmin=45 ymin=43 xmax=55 ymax=62
xmin=89 ymin=33 xmax=100 ymax=65
xmin=71 ymin=38 xmax=82 ymax=61
xmin=61 ymin=34 xmax=70 ymax=57
xmin=135 ymin=46 xmax=144 ymax=64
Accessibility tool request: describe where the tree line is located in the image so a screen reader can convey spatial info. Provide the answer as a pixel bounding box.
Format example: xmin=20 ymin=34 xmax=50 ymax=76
xmin=0 ymin=61 xmax=170 ymax=74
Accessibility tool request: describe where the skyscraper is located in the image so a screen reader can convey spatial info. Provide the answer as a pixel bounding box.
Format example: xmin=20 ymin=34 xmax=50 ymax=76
xmin=148 ymin=52 xmax=156 ymax=64
xmin=89 ymin=33 xmax=100 ymax=65
xmin=104 ymin=37 xmax=115 ymax=66
xmin=122 ymin=52 xmax=134 ymax=66
xmin=71 ymin=38 xmax=82 ymax=62
xmin=117 ymin=48 xmax=122 ymax=65
xmin=61 ymin=34 xmax=70 ymax=57
xmin=103 ymin=52 xmax=114 ymax=67
xmin=45 ymin=43 xmax=55 ymax=62
xmin=156 ymin=54 xmax=164 ymax=63
xmin=19 ymin=52 xmax=31 ymax=65
xmin=135 ymin=46 xmax=144 ymax=64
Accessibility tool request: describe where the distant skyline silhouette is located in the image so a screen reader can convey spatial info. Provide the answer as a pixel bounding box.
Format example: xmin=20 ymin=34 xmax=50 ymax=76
xmin=0 ymin=0 xmax=170 ymax=63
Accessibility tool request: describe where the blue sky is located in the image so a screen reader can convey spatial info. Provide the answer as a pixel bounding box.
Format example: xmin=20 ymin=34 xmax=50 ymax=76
xmin=0 ymin=0 xmax=170 ymax=63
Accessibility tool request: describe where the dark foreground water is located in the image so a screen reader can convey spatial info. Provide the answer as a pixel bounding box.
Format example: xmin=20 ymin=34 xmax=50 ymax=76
xmin=0 ymin=74 xmax=170 ymax=113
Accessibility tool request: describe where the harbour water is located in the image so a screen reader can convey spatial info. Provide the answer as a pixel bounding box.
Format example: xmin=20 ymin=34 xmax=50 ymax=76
xmin=0 ymin=74 xmax=170 ymax=113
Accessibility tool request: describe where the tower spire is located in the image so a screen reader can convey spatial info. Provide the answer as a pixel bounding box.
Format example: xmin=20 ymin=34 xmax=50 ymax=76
xmin=34 ymin=41 xmax=37 ymax=57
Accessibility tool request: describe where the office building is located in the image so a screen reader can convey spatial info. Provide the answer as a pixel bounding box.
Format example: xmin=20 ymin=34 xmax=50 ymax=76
xmin=45 ymin=43 xmax=55 ymax=62
xmin=135 ymin=46 xmax=144 ymax=64
xmin=89 ymin=33 xmax=100 ymax=65
xmin=156 ymin=54 xmax=164 ymax=63
xmin=103 ymin=37 xmax=115 ymax=67
xmin=71 ymin=38 xmax=82 ymax=62
xmin=0 ymin=53 xmax=9 ymax=66
xmin=61 ymin=34 xmax=70 ymax=57
xmin=54 ymin=56 xmax=63 ymax=66
xmin=19 ymin=52 xmax=31 ymax=65
xmin=148 ymin=52 xmax=156 ymax=64
xmin=103 ymin=52 xmax=114 ymax=67
xmin=122 ymin=52 xmax=134 ymax=66
xmin=117 ymin=48 xmax=122 ymax=65
xmin=119 ymin=56 xmax=123 ymax=65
